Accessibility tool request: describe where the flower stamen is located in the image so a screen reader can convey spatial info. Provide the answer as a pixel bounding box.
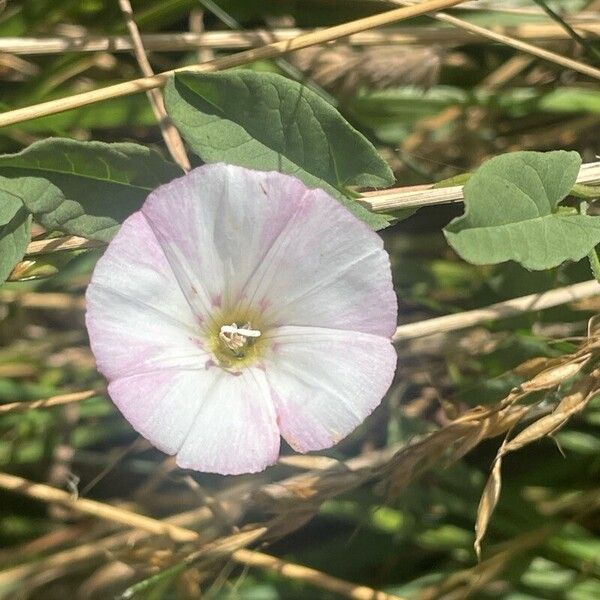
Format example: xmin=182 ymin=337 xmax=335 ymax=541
xmin=219 ymin=323 xmax=261 ymax=356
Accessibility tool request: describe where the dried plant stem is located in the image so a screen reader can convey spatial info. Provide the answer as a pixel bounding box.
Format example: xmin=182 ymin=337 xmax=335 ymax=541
xmin=0 ymin=389 xmax=100 ymax=414
xmin=231 ymin=550 xmax=406 ymax=600
xmin=0 ymin=504 xmax=229 ymax=589
xmin=0 ymin=0 xmax=468 ymax=128
xmin=0 ymin=473 xmax=405 ymax=600
xmin=393 ymin=1 xmax=600 ymax=80
xmin=3 ymin=22 xmax=600 ymax=55
xmin=0 ymin=472 xmax=198 ymax=542
xmin=393 ymin=280 xmax=600 ymax=342
xmin=362 ymin=160 xmax=600 ymax=212
xmin=117 ymin=0 xmax=190 ymax=171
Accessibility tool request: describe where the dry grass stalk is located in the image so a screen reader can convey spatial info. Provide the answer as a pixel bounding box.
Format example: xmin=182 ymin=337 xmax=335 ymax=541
xmin=393 ymin=280 xmax=600 ymax=342
xmin=117 ymin=0 xmax=190 ymax=171
xmin=0 ymin=473 xmax=405 ymax=600
xmin=19 ymin=160 xmax=600 ymax=266
xmin=3 ymin=21 xmax=600 ymax=55
xmin=472 ymin=341 xmax=600 ymax=558
xmin=0 ymin=504 xmax=233 ymax=589
xmin=0 ymin=472 xmax=199 ymax=542
xmin=0 ymin=0 xmax=471 ymax=128
xmin=362 ymin=160 xmax=600 ymax=212
xmin=0 ymin=389 xmax=100 ymax=414
xmin=503 ymin=370 xmax=598 ymax=455
xmin=474 ymin=454 xmax=503 ymax=561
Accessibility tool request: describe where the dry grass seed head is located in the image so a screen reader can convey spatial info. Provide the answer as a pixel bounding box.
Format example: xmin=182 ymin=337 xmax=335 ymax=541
xmin=291 ymin=45 xmax=444 ymax=99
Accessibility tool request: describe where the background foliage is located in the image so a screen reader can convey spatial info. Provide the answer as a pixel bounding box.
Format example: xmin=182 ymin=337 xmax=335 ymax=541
xmin=0 ymin=1 xmax=599 ymax=599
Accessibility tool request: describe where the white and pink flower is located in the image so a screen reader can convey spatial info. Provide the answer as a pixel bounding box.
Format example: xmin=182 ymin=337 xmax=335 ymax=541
xmin=86 ymin=164 xmax=397 ymax=475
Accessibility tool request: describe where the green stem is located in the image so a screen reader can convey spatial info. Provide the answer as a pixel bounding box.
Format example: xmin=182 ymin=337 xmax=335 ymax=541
xmin=571 ymin=183 xmax=600 ymax=200
xmin=580 ymin=201 xmax=600 ymax=282
xmin=530 ymin=0 xmax=600 ymax=64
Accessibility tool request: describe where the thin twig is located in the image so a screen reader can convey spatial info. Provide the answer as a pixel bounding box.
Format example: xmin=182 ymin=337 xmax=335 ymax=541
xmin=393 ymin=0 xmax=600 ymax=80
xmin=0 ymin=0 xmax=469 ymax=128
xmin=0 ymin=472 xmax=405 ymax=600
xmin=117 ymin=0 xmax=190 ymax=171
xmin=393 ymin=280 xmax=600 ymax=342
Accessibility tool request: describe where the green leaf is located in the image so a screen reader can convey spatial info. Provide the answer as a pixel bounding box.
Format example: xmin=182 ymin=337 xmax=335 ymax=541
xmin=164 ymin=70 xmax=394 ymax=230
xmin=0 ymin=138 xmax=183 ymax=242
xmin=443 ymin=150 xmax=600 ymax=270
xmin=0 ymin=194 xmax=31 ymax=284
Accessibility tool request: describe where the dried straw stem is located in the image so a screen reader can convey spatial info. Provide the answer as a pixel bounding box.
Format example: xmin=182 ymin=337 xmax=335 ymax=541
xmin=117 ymin=0 xmax=190 ymax=171
xmin=362 ymin=160 xmax=600 ymax=212
xmin=393 ymin=280 xmax=600 ymax=341
xmin=0 ymin=472 xmax=405 ymax=600
xmin=0 ymin=0 xmax=468 ymax=128
xmin=3 ymin=21 xmax=600 ymax=55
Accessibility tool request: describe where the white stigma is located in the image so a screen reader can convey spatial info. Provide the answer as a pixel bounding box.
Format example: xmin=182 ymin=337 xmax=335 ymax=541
xmin=219 ymin=323 xmax=261 ymax=354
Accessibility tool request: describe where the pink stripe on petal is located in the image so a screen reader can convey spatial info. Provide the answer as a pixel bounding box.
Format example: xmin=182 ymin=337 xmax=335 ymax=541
xmin=140 ymin=164 xmax=308 ymax=312
xmin=241 ymin=187 xmax=397 ymax=337
xmin=265 ymin=326 xmax=397 ymax=452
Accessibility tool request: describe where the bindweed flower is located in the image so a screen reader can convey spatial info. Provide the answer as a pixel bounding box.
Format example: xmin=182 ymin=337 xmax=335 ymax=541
xmin=86 ymin=164 xmax=398 ymax=474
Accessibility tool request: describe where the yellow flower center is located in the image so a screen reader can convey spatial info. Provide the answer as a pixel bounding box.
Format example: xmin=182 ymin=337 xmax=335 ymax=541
xmin=206 ymin=307 xmax=267 ymax=371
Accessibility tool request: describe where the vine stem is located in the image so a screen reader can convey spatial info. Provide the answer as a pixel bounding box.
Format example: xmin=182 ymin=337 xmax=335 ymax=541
xmin=580 ymin=202 xmax=600 ymax=282
xmin=0 ymin=0 xmax=467 ymax=128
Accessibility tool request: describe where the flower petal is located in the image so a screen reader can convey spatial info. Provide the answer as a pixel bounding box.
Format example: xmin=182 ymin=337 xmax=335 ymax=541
xmin=265 ymin=326 xmax=397 ymax=452
xmin=108 ymin=368 xmax=219 ymax=455
xmin=140 ymin=164 xmax=309 ymax=314
xmin=240 ymin=186 xmax=397 ymax=337
xmin=176 ymin=367 xmax=280 ymax=475
xmin=86 ymin=212 xmax=207 ymax=382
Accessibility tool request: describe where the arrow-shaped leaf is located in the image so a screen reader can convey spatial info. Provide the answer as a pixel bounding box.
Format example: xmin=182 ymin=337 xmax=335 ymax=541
xmin=443 ymin=151 xmax=600 ymax=270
